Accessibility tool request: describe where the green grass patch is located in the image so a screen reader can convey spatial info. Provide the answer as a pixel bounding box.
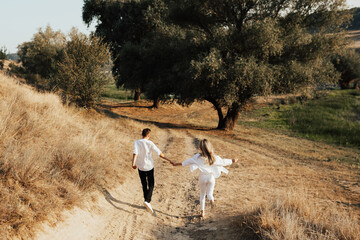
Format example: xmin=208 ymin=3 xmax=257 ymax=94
xmin=239 ymin=90 xmax=360 ymax=148
xmin=102 ymin=82 xmax=134 ymax=101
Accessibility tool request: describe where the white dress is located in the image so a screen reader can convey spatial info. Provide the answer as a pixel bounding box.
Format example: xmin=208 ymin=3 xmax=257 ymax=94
xmin=181 ymin=153 xmax=233 ymax=178
xmin=182 ymin=153 xmax=233 ymax=211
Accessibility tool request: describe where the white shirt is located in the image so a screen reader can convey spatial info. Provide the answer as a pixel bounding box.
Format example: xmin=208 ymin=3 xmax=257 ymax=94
xmin=133 ymin=139 xmax=162 ymax=171
xmin=182 ymin=153 xmax=233 ymax=178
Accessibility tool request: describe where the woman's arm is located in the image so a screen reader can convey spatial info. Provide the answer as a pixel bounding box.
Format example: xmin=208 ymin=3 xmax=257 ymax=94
xmin=172 ymin=162 xmax=182 ymax=166
xmin=172 ymin=154 xmax=198 ymax=167
xmin=215 ymin=156 xmax=238 ymax=166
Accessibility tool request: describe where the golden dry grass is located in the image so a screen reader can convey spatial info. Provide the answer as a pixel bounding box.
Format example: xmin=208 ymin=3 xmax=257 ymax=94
xmin=0 ymin=73 xmax=162 ymax=239
xmin=1 ymin=73 xmax=359 ymax=239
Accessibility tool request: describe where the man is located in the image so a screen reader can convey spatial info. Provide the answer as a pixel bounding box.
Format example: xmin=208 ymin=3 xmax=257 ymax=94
xmin=132 ymin=128 xmax=173 ymax=213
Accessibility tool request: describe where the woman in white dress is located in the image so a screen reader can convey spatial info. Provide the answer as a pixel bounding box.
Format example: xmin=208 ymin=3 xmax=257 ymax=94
xmin=173 ymin=139 xmax=238 ymax=217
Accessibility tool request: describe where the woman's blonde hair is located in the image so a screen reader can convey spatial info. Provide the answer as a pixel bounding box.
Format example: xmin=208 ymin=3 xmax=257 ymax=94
xmin=199 ymin=139 xmax=215 ymax=165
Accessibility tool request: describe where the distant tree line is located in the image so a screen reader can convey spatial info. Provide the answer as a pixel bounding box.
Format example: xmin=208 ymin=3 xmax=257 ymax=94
xmin=11 ymin=26 xmax=113 ymax=108
xmin=83 ymin=0 xmax=352 ymax=130
xmin=347 ymin=7 xmax=360 ymax=30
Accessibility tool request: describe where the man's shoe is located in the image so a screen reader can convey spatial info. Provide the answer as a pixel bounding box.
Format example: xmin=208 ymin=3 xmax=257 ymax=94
xmin=144 ymin=201 xmax=154 ymax=213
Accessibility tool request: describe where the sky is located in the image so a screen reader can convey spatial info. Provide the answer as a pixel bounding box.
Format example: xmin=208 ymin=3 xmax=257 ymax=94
xmin=0 ymin=0 xmax=360 ymax=53
xmin=0 ymin=0 xmax=95 ymax=53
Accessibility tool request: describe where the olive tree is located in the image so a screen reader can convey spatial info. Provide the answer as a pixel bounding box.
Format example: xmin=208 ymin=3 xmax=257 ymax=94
xmin=164 ymin=0 xmax=349 ymax=130
xmin=55 ymin=30 xmax=113 ymax=108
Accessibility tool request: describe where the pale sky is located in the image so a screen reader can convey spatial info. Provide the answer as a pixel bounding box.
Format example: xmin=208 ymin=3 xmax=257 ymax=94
xmin=0 ymin=0 xmax=95 ymax=53
xmin=0 ymin=0 xmax=359 ymax=53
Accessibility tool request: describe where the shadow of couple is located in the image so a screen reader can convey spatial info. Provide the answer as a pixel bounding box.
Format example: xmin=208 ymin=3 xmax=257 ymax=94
xmin=99 ymin=187 xmax=196 ymax=219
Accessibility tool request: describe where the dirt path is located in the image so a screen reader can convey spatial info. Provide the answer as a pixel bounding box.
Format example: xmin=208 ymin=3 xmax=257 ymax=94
xmin=36 ymin=102 xmax=360 ymax=240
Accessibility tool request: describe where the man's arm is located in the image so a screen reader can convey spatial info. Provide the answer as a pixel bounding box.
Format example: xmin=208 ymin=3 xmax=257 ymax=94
xmin=159 ymin=153 xmax=173 ymax=165
xmin=132 ymin=154 xmax=137 ymax=169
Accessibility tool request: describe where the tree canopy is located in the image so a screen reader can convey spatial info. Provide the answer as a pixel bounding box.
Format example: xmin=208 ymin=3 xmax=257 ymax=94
xmin=16 ymin=26 xmax=112 ymax=108
xmin=83 ymin=0 xmax=350 ymax=130
xmin=17 ymin=26 xmax=66 ymax=83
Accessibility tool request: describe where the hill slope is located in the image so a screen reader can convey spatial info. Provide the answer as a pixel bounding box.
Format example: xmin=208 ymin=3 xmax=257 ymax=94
xmin=1 ymin=73 xmax=359 ymax=239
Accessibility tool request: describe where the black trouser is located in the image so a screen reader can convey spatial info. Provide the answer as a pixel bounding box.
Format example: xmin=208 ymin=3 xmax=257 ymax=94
xmin=138 ymin=168 xmax=154 ymax=203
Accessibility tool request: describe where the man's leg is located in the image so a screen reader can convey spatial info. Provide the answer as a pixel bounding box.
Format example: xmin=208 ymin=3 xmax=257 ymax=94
xmin=138 ymin=169 xmax=148 ymax=202
xmin=145 ymin=168 xmax=154 ymax=203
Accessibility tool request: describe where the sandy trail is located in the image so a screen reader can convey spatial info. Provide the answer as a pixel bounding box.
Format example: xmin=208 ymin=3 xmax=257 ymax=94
xmin=36 ymin=102 xmax=360 ymax=240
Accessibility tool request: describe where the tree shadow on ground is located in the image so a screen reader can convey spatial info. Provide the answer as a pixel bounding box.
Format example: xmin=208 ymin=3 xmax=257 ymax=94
xmin=93 ymin=106 xmax=214 ymax=131
xmin=154 ymin=213 xmax=261 ymax=240
xmin=98 ymin=101 xmax=152 ymax=109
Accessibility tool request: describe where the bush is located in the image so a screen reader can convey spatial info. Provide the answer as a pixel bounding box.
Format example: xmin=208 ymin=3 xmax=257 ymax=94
xmin=332 ymin=50 xmax=360 ymax=89
xmin=55 ymin=31 xmax=113 ymax=108
xmin=0 ymin=60 xmax=3 ymax=70
xmin=0 ymin=46 xmax=8 ymax=60
xmin=17 ymin=26 xmax=66 ymax=88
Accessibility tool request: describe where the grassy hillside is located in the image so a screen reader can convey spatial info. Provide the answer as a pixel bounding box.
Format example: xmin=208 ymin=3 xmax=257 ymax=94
xmin=101 ymin=81 xmax=134 ymax=102
xmin=239 ymin=90 xmax=360 ymax=150
xmin=0 ymin=73 xmax=155 ymax=239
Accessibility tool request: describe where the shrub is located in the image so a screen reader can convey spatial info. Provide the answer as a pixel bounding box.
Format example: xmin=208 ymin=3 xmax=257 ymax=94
xmin=55 ymin=31 xmax=113 ymax=108
xmin=17 ymin=26 xmax=66 ymax=88
xmin=332 ymin=50 xmax=360 ymax=89
xmin=0 ymin=60 xmax=3 ymax=70
xmin=0 ymin=46 xmax=8 ymax=60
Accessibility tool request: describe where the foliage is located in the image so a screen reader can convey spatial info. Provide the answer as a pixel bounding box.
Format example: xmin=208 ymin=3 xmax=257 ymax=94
xmin=55 ymin=31 xmax=113 ymax=108
xmin=332 ymin=49 xmax=360 ymax=89
xmin=165 ymin=0 xmax=349 ymax=130
xmin=17 ymin=26 xmax=66 ymax=85
xmin=0 ymin=46 xmax=8 ymax=60
xmin=348 ymin=7 xmax=360 ymax=30
xmin=83 ymin=0 xmax=350 ymax=130
xmin=0 ymin=60 xmax=3 ymax=70
xmin=83 ymin=0 xmax=188 ymax=105
xmin=83 ymin=0 xmax=153 ymax=100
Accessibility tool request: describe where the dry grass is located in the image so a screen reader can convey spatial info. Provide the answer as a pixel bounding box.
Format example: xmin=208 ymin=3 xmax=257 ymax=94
xmin=241 ymin=189 xmax=359 ymax=240
xmin=0 ymin=73 xmax=158 ymax=239
xmin=1 ymin=72 xmax=359 ymax=239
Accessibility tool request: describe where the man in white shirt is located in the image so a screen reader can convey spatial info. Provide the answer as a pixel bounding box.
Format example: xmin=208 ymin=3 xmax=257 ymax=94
xmin=132 ymin=128 xmax=173 ymax=213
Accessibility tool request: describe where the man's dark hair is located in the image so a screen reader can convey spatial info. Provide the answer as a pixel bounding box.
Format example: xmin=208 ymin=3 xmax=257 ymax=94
xmin=142 ymin=128 xmax=151 ymax=137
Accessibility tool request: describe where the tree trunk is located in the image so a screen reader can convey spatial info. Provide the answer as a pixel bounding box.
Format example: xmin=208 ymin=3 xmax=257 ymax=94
xmin=217 ymin=103 xmax=241 ymax=131
xmin=205 ymin=97 xmax=224 ymax=129
xmin=152 ymin=97 xmax=160 ymax=108
xmin=134 ymin=89 xmax=141 ymax=101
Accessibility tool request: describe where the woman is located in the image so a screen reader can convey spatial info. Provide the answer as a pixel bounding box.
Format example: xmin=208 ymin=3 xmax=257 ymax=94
xmin=173 ymin=139 xmax=238 ymax=217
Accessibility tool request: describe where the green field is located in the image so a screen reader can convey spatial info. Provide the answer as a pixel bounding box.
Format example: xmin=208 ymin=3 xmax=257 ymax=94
xmin=101 ymin=82 xmax=134 ymax=102
xmin=240 ymin=90 xmax=360 ymax=148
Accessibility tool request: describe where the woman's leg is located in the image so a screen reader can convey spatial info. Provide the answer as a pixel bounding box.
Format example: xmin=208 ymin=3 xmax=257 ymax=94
xmin=199 ymin=176 xmax=208 ymax=211
xmin=206 ymin=176 xmax=216 ymax=204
